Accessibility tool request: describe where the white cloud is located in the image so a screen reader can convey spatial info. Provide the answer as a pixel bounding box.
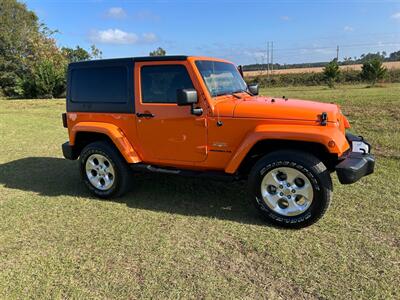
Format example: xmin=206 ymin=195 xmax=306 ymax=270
xmin=89 ymin=29 xmax=138 ymax=44
xmin=89 ymin=29 xmax=158 ymax=45
xmin=391 ymin=12 xmax=400 ymax=19
xmin=281 ymin=16 xmax=290 ymax=21
xmin=106 ymin=7 xmax=127 ymax=19
xmin=344 ymin=25 xmax=354 ymax=32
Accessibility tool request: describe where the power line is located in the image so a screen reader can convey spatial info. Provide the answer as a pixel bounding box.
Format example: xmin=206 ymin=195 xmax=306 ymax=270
xmin=249 ymin=41 xmax=400 ymax=65
xmin=268 ymin=42 xmax=400 ymax=53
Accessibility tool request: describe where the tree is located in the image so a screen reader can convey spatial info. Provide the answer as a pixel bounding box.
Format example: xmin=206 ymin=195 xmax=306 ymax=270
xmin=358 ymin=52 xmax=386 ymax=64
xmin=343 ymin=57 xmax=354 ymax=65
xmin=149 ymin=47 xmax=166 ymax=56
xmin=388 ymin=50 xmax=400 ymax=62
xmin=23 ymin=60 xmax=66 ymax=98
xmin=361 ymin=58 xmax=387 ymax=86
xmin=0 ymin=0 xmax=102 ymax=98
xmin=323 ymin=59 xmax=340 ymax=88
xmin=19 ymin=31 xmax=68 ymax=98
xmin=61 ymin=45 xmax=102 ymax=63
xmin=61 ymin=46 xmax=91 ymax=63
xmin=0 ymin=0 xmax=69 ymax=98
xmin=90 ymin=45 xmax=102 ymax=59
xmin=0 ymin=0 xmax=41 ymax=96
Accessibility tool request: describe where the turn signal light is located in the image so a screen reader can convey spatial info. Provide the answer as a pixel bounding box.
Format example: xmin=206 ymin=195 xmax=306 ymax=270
xmin=343 ymin=116 xmax=351 ymax=129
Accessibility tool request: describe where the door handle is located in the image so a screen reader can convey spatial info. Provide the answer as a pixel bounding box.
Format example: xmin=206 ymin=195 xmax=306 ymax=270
xmin=136 ymin=112 xmax=155 ymax=118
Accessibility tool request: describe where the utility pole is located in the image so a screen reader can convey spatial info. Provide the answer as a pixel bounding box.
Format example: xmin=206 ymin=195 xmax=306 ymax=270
xmin=336 ymin=45 xmax=339 ymax=61
xmin=271 ymin=41 xmax=274 ymax=74
xmin=266 ymin=41 xmax=270 ymax=77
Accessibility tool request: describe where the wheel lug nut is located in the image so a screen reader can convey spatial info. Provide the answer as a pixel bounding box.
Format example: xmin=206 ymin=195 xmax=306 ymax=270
xmin=288 ymin=195 xmax=291 ymax=199
xmin=287 ymin=183 xmax=290 ymax=187
xmin=279 ymin=185 xmax=283 ymax=189
xmin=280 ymin=192 xmax=284 ymax=196
xmin=292 ymin=189 xmax=296 ymax=193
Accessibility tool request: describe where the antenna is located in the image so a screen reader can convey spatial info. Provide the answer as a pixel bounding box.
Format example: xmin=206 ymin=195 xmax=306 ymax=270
xmin=216 ymin=100 xmax=221 ymax=126
xmin=210 ymin=60 xmax=222 ymax=126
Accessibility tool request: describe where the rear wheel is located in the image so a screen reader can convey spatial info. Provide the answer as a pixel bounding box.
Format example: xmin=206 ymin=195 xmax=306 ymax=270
xmin=248 ymin=150 xmax=332 ymax=228
xmin=79 ymin=141 xmax=132 ymax=198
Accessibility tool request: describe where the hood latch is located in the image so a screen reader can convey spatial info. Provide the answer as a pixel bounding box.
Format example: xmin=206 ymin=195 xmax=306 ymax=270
xmin=320 ymin=112 xmax=328 ymax=126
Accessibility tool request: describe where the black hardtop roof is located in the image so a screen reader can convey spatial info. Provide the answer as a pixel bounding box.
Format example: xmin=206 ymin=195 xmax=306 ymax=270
xmin=68 ymin=55 xmax=188 ymax=67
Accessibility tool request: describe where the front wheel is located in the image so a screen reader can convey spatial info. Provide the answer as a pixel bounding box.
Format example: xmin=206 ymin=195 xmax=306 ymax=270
xmin=248 ymin=150 xmax=332 ymax=228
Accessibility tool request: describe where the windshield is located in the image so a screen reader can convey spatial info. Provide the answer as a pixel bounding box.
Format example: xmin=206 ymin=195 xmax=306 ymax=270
xmin=195 ymin=60 xmax=248 ymax=97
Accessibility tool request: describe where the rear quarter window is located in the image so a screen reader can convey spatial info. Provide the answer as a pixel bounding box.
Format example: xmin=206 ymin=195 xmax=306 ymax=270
xmin=70 ymin=66 xmax=128 ymax=103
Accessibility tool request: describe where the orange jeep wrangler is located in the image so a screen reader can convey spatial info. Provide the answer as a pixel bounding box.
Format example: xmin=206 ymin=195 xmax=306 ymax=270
xmin=62 ymin=56 xmax=374 ymax=228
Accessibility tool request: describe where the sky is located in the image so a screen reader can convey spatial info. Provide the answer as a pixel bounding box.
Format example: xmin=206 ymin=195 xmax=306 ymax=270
xmin=25 ymin=0 xmax=400 ymax=65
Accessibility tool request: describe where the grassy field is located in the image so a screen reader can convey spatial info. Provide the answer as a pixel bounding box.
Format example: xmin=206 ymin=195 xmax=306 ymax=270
xmin=1 ymin=84 xmax=399 ymax=299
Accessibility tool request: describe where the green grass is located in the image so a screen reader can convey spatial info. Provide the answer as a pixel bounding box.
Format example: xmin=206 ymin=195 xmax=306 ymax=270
xmin=1 ymin=84 xmax=399 ymax=299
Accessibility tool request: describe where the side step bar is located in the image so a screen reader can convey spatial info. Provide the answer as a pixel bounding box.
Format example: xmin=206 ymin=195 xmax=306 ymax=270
xmin=130 ymin=163 xmax=238 ymax=181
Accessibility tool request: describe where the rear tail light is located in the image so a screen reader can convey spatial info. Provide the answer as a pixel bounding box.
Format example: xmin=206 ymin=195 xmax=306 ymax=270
xmin=62 ymin=113 xmax=67 ymax=128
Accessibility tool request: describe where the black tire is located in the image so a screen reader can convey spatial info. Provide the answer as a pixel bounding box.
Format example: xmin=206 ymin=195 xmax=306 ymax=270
xmin=248 ymin=150 xmax=332 ymax=228
xmin=79 ymin=141 xmax=132 ymax=198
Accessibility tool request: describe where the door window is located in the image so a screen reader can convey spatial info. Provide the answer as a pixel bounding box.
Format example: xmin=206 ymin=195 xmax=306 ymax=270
xmin=141 ymin=65 xmax=194 ymax=103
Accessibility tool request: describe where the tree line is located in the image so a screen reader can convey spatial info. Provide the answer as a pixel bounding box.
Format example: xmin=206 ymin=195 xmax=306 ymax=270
xmin=0 ymin=0 xmax=104 ymax=98
xmin=243 ymin=50 xmax=400 ymax=72
xmin=246 ymin=62 xmax=398 ymax=88
xmin=0 ymin=0 xmax=167 ymax=99
xmin=1 ymin=0 xmax=396 ymax=98
xmin=323 ymin=57 xmax=388 ymax=88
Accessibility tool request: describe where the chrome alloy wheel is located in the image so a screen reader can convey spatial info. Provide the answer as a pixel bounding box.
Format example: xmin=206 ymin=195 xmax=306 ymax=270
xmin=85 ymin=154 xmax=115 ymax=191
xmin=260 ymin=167 xmax=314 ymax=217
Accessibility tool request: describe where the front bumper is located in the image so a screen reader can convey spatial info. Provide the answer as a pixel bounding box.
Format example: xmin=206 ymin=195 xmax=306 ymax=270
xmin=336 ymin=152 xmax=375 ymax=184
xmin=335 ymin=133 xmax=375 ymax=184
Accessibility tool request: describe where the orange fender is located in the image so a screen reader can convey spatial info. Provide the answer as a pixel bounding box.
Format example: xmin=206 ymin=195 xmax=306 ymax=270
xmin=70 ymin=122 xmax=141 ymax=163
xmin=225 ymin=124 xmax=349 ymax=174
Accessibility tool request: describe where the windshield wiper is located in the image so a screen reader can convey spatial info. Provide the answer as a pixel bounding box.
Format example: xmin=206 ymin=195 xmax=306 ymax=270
xmin=231 ymin=90 xmax=253 ymax=98
xmin=230 ymin=92 xmax=242 ymax=99
xmin=232 ymin=89 xmax=253 ymax=96
xmin=214 ymin=91 xmax=238 ymax=98
xmin=214 ymin=90 xmax=249 ymax=98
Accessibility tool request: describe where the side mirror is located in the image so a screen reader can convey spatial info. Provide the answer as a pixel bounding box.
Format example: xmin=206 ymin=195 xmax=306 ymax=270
xmin=177 ymin=88 xmax=203 ymax=116
xmin=248 ymin=83 xmax=259 ymax=96
xmin=177 ymin=89 xmax=198 ymax=106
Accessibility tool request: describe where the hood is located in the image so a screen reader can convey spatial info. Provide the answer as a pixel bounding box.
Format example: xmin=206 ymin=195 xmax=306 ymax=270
xmin=232 ymin=96 xmax=340 ymax=123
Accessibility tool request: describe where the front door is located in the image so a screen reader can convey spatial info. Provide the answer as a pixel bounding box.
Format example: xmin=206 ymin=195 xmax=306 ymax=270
xmin=135 ymin=61 xmax=207 ymax=163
